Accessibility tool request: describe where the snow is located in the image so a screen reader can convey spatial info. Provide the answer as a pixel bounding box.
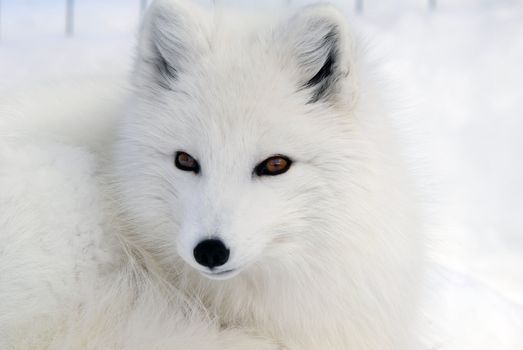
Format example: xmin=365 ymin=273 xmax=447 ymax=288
xmin=356 ymin=4 xmax=523 ymax=302
xmin=1 ymin=0 xmax=522 ymax=348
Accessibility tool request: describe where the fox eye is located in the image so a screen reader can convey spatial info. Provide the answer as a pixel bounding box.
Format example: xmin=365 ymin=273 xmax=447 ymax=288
xmin=175 ymin=151 xmax=200 ymax=174
xmin=254 ymin=155 xmax=292 ymax=176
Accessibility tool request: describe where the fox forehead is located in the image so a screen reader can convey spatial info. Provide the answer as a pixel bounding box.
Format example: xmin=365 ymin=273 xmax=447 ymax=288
xmin=147 ymin=90 xmax=343 ymax=167
xmin=143 ymin=75 xmax=317 ymax=150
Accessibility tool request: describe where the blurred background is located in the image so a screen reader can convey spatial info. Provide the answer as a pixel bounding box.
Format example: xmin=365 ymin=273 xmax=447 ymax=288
xmin=1 ymin=0 xmax=522 ymax=346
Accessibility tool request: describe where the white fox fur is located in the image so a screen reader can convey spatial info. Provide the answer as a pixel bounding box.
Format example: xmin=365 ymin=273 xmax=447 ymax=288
xmin=0 ymin=1 xmax=423 ymax=349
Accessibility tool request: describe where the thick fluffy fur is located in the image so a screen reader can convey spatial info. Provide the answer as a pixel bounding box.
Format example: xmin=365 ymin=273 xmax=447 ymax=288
xmin=0 ymin=1 xmax=423 ymax=349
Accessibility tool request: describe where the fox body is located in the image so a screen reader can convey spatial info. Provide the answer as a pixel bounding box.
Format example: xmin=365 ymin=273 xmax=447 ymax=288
xmin=0 ymin=1 xmax=423 ymax=349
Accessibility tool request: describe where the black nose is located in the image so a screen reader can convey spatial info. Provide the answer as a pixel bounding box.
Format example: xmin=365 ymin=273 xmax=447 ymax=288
xmin=193 ymin=239 xmax=230 ymax=269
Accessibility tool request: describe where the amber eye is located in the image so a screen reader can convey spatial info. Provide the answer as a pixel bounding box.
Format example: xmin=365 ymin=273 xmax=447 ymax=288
xmin=254 ymin=155 xmax=292 ymax=176
xmin=175 ymin=151 xmax=200 ymax=174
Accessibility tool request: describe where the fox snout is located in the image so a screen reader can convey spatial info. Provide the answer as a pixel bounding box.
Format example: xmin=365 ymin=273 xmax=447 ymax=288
xmin=193 ymin=238 xmax=230 ymax=269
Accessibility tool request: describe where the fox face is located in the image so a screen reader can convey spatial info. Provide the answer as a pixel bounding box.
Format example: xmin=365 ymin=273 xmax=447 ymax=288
xmin=112 ymin=0 xmax=357 ymax=280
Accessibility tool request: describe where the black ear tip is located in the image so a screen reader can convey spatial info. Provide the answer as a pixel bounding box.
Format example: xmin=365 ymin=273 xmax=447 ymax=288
xmin=157 ymin=54 xmax=178 ymax=86
xmin=303 ymin=30 xmax=340 ymax=103
xmin=305 ymin=48 xmax=336 ymax=89
xmin=150 ymin=42 xmax=178 ymax=89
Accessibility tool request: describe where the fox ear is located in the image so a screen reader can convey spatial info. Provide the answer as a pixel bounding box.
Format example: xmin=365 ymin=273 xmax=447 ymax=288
xmin=135 ymin=0 xmax=209 ymax=89
xmin=278 ymin=5 xmax=352 ymax=104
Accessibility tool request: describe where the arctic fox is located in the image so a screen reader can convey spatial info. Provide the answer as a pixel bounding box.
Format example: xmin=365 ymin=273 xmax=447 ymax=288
xmin=0 ymin=0 xmax=423 ymax=349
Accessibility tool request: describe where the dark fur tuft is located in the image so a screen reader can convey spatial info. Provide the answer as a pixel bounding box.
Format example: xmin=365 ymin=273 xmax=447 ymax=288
xmin=302 ymin=29 xmax=340 ymax=103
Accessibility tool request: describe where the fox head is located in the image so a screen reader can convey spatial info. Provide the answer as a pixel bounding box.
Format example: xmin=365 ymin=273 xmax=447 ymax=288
xmin=112 ymin=0 xmax=364 ymax=281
